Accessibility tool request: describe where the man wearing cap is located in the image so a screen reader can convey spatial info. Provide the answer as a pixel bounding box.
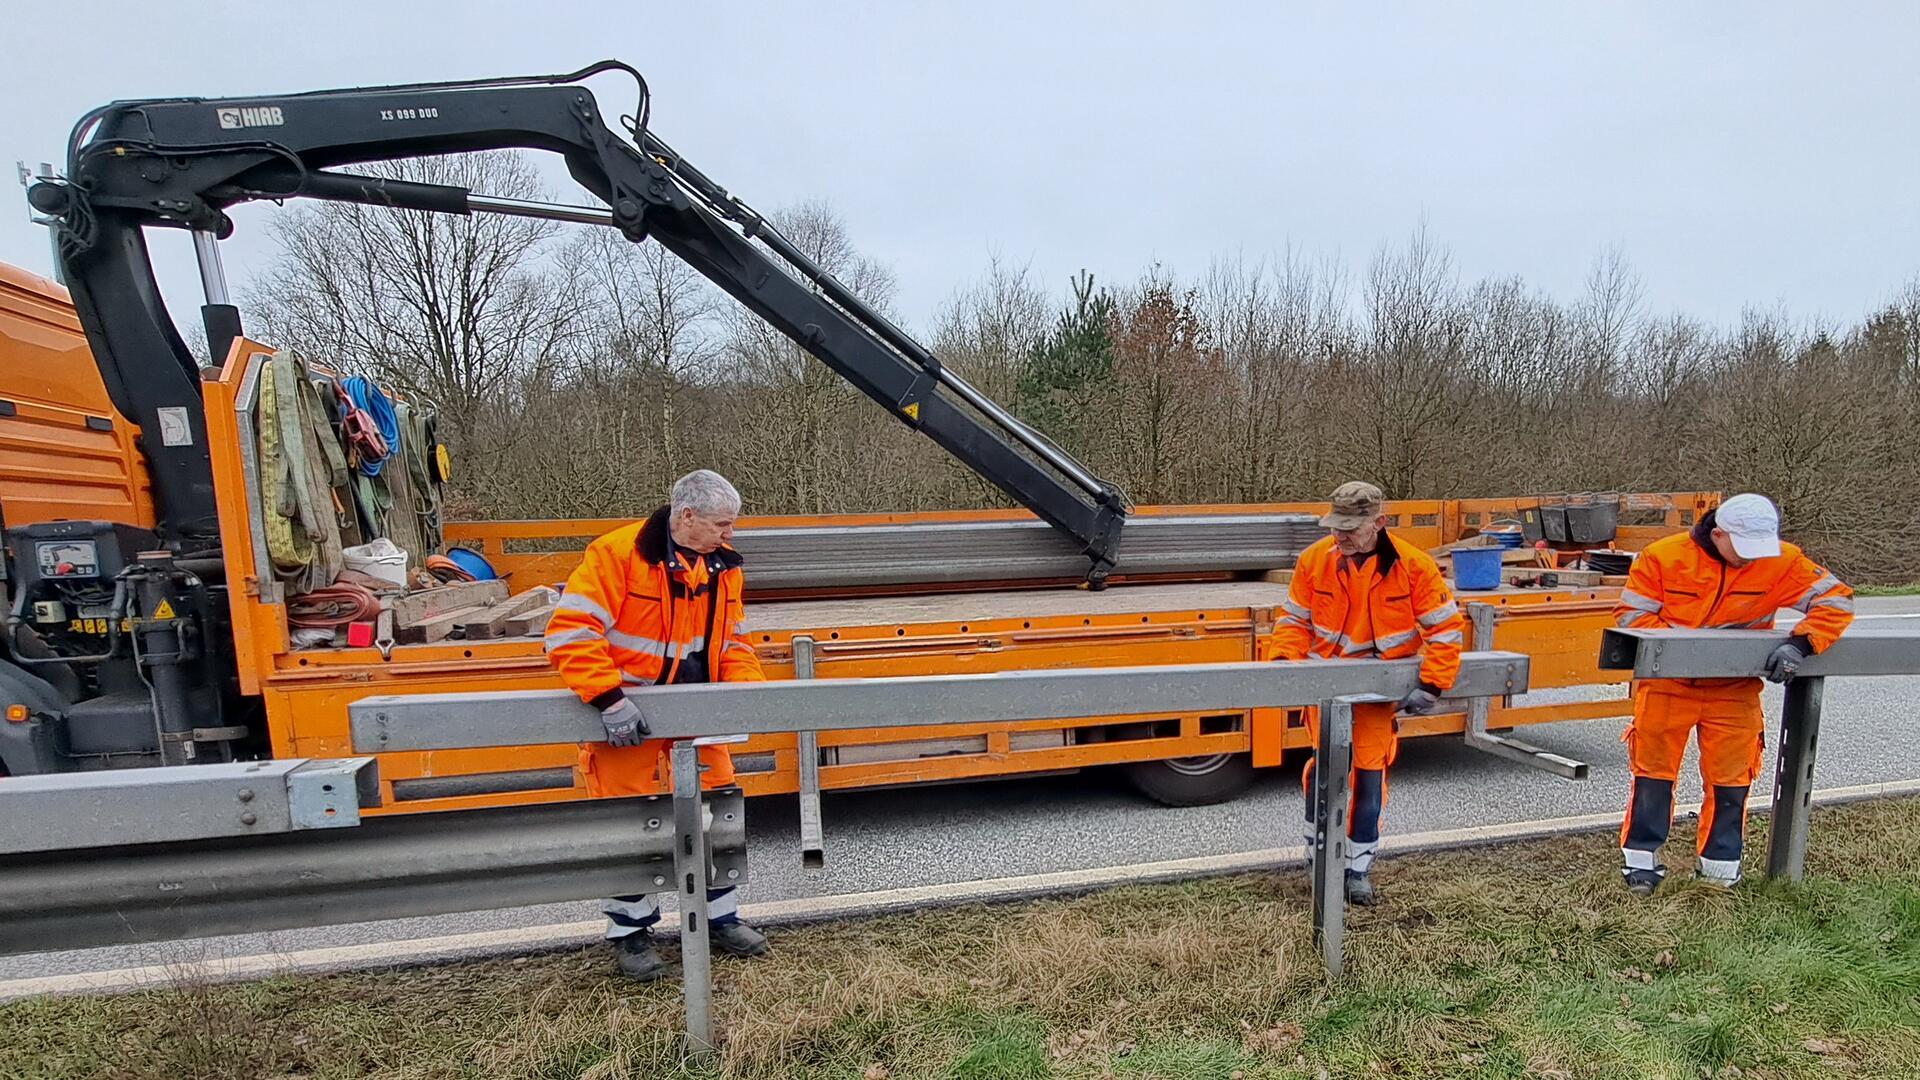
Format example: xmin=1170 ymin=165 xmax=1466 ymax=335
xmin=1273 ymin=481 xmax=1465 ymax=905
xmin=1612 ymin=493 xmax=1853 ymax=895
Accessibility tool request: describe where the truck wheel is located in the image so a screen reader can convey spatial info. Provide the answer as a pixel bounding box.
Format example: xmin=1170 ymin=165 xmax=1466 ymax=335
xmin=1122 ymin=752 xmax=1256 ymax=807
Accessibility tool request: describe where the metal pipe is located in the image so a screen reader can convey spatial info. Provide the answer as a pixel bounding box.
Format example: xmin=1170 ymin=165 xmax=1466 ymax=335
xmin=191 ymin=230 xmax=231 ymax=305
xmin=467 ymin=192 xmax=616 ymax=226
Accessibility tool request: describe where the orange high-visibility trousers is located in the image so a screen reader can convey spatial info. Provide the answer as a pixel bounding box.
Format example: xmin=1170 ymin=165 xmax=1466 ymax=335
xmin=1620 ymin=679 xmax=1766 ymax=883
xmin=1300 ymin=700 xmax=1399 ymax=872
xmin=580 ymin=739 xmax=736 ymax=798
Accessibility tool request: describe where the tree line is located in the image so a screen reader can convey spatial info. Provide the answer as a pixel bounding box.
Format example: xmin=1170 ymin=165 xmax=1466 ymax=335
xmin=244 ymin=153 xmax=1920 ymax=583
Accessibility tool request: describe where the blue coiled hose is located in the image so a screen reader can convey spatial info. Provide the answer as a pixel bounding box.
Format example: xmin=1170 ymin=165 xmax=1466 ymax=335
xmin=342 ymin=375 xmax=399 ymax=477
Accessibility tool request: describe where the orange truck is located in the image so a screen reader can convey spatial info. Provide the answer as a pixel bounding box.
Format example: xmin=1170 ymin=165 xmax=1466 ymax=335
xmin=2 ymin=259 xmax=1712 ymax=812
xmin=4 ymin=63 xmax=1715 ymax=819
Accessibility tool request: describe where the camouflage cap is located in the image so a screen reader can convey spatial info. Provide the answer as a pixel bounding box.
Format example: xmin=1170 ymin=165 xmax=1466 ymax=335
xmin=1319 ymin=481 xmax=1385 ymax=530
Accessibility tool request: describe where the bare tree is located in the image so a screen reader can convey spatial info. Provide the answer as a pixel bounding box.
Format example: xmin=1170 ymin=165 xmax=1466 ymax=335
xmin=244 ymin=152 xmax=587 ymax=459
xmin=715 ymin=200 xmax=905 ymax=514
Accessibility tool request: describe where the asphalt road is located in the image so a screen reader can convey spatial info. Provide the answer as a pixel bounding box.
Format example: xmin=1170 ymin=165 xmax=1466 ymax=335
xmin=6 ymin=597 xmax=1917 ymax=983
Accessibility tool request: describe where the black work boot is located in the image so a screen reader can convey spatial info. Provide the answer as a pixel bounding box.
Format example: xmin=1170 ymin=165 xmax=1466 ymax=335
xmin=709 ymin=918 xmax=770 ymax=957
xmin=614 ymin=932 xmax=672 ymax=981
xmin=1344 ymin=869 xmax=1377 ymax=906
xmin=1622 ymin=866 xmax=1667 ymax=898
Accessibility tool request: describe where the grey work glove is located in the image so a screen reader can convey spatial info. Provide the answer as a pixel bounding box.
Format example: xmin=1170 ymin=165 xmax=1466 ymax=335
xmin=1397 ymin=687 xmax=1440 ymax=715
xmin=600 ymin=697 xmax=650 ymax=746
xmin=1764 ymin=642 xmax=1808 ymax=684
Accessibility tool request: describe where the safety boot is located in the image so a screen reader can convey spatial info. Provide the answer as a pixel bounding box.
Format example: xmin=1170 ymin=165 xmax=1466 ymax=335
xmin=710 ymin=919 xmax=770 ymax=957
xmin=614 ymin=932 xmax=672 ymax=982
xmin=1622 ymin=867 xmax=1667 ymax=898
xmin=1344 ymin=870 xmax=1377 ymax=906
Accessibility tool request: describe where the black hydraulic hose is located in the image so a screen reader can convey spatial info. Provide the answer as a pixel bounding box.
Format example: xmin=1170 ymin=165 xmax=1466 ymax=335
xmin=6 ymin=578 xmax=128 ymax=666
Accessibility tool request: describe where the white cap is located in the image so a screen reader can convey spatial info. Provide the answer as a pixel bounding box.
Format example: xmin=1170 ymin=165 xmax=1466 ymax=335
xmin=1716 ymin=493 xmax=1782 ymax=560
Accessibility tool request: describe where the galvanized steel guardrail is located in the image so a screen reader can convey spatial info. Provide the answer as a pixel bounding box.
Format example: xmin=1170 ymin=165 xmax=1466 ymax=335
xmin=346 ymin=651 xmax=1531 ymax=1052
xmin=0 ymin=651 xmax=1531 ymax=1053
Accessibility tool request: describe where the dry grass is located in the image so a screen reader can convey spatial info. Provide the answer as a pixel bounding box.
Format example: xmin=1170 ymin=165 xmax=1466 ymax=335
xmin=4 ymin=799 xmax=1919 ymax=1080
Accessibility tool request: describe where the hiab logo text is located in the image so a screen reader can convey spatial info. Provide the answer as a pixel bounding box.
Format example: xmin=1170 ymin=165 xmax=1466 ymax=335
xmin=216 ymin=106 xmax=285 ymax=129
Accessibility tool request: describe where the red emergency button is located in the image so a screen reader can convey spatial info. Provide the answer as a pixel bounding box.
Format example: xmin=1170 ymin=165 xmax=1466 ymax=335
xmin=55 ymin=562 xmax=74 ymax=575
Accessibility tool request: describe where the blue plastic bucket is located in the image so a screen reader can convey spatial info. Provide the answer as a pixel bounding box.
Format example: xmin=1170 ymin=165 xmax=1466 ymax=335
xmin=1454 ymin=547 xmax=1503 ymax=591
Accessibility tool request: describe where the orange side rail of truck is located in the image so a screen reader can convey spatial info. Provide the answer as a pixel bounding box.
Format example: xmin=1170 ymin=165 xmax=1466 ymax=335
xmin=199 ymin=341 xmax=1712 ymax=813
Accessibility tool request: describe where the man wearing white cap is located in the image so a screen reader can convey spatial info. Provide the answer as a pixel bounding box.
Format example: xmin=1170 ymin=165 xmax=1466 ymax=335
xmin=1610 ymin=493 xmax=1854 ymax=895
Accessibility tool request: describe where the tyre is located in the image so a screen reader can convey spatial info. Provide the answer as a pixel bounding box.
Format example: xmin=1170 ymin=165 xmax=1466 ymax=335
xmin=1121 ymin=752 xmax=1256 ymax=807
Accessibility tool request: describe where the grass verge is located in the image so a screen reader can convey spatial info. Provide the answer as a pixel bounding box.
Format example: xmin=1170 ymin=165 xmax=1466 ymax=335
xmin=1856 ymin=583 xmax=1920 ymax=597
xmin=4 ymin=799 xmax=1919 ymax=1080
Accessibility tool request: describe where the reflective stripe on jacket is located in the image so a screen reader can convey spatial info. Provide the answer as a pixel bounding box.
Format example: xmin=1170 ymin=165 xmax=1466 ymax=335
xmin=545 ymin=504 xmax=764 ymax=712
xmin=1273 ymin=530 xmax=1464 ymax=692
xmin=1613 ymin=516 xmax=1853 ymax=648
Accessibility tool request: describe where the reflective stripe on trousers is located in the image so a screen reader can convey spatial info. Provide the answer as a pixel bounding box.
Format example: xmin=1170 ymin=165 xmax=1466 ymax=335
xmin=602 ymin=886 xmax=740 ymax=939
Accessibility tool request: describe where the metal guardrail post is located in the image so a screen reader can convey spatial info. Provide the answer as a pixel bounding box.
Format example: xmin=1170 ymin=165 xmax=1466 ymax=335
xmin=670 ymin=739 xmax=714 ymax=1056
xmin=793 ymin=635 xmax=825 ymax=869
xmin=1310 ymin=695 xmax=1356 ymax=978
xmin=1766 ymin=675 xmax=1825 ymax=881
xmin=1463 ymin=603 xmax=1588 ymax=780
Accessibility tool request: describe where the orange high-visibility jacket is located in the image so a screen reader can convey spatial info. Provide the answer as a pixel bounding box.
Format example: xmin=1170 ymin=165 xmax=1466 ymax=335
xmin=1613 ymin=518 xmax=1853 ymax=690
xmin=1274 ymin=531 xmax=1465 ymax=692
xmin=546 ymin=503 xmax=764 ymax=715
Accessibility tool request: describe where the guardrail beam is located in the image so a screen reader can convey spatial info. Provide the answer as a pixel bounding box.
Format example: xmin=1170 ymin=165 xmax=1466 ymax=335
xmin=0 ymin=758 xmax=380 ymax=855
xmin=349 ymin=653 xmax=1532 ymax=752
xmin=1600 ymin=625 xmax=1919 ymax=680
xmin=0 ymin=790 xmax=746 ymax=954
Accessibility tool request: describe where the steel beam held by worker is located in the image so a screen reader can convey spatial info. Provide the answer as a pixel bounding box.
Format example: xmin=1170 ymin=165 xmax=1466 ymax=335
xmin=544 ymin=469 xmax=771 ymax=980
xmin=1273 ymin=481 xmax=1465 ymax=905
xmin=1612 ymin=493 xmax=1854 ymax=896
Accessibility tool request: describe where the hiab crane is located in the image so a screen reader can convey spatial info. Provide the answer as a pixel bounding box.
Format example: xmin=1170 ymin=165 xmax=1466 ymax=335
xmin=9 ymin=61 xmax=1126 ymax=773
xmin=27 ymin=62 xmax=1128 ymax=573
xmin=1 ymin=61 xmax=1708 ymax=810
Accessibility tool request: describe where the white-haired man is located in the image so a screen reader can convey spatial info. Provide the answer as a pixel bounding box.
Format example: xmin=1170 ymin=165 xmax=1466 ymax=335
xmin=545 ymin=469 xmax=769 ymax=980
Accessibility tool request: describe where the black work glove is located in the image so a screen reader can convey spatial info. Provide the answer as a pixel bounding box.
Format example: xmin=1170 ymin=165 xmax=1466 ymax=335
xmin=600 ymin=697 xmax=650 ymax=746
xmin=1764 ymin=642 xmax=1808 ymax=684
xmin=1397 ymin=687 xmax=1440 ymax=715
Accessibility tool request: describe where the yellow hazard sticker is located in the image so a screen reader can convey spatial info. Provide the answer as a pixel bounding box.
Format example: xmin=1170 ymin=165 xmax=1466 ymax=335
xmin=903 ymin=402 xmax=921 ymax=421
xmin=151 ymin=600 xmax=175 ymax=620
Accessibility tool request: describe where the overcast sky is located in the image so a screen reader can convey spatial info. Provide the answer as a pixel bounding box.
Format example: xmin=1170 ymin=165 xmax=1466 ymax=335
xmin=4 ymin=2 xmax=1917 ymax=339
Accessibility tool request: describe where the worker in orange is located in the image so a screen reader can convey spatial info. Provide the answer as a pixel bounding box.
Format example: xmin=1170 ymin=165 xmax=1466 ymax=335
xmin=544 ymin=469 xmax=769 ymax=980
xmin=1612 ymin=493 xmax=1853 ymax=895
xmin=1274 ymin=481 xmax=1464 ymax=905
